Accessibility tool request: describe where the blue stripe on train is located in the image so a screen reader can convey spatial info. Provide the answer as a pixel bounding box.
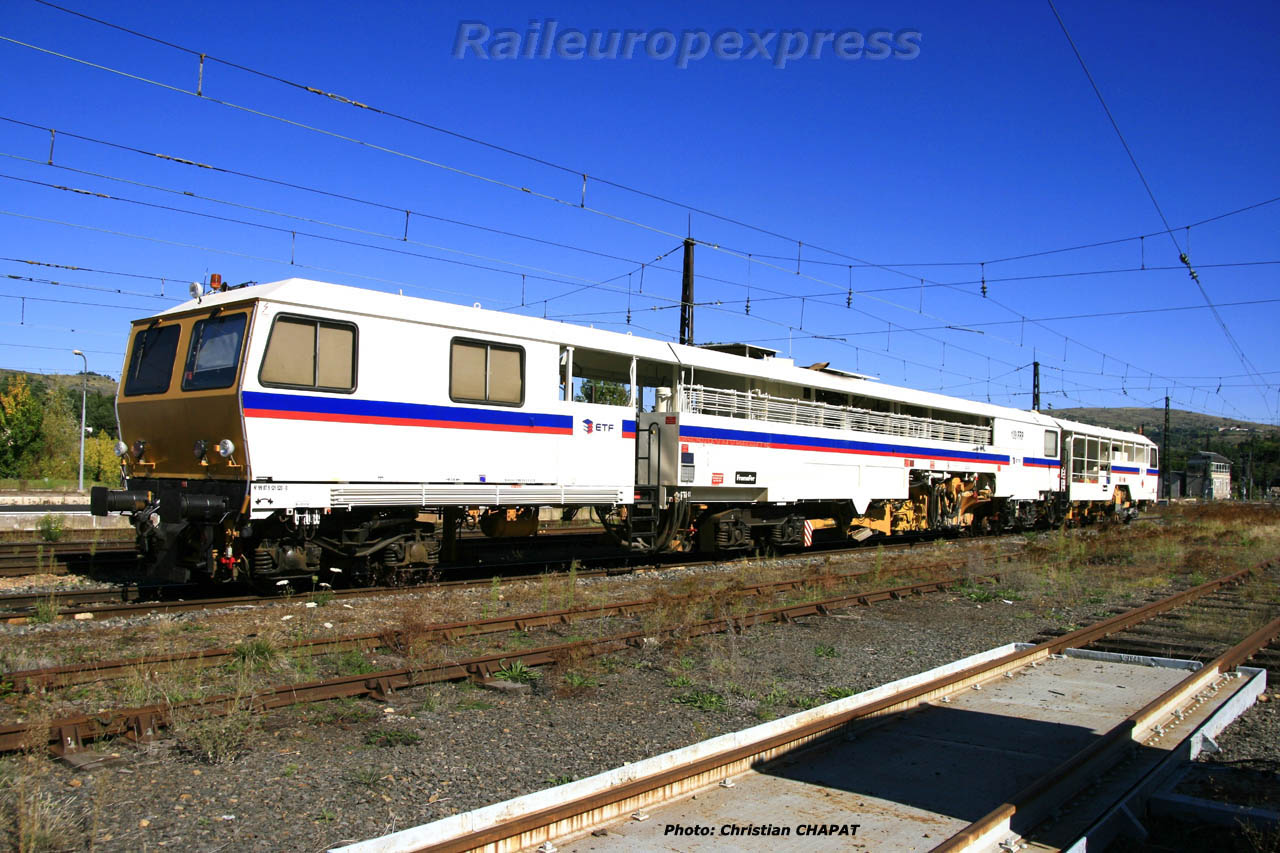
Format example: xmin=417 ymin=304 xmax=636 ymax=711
xmin=242 ymin=390 xmax=573 ymax=431
xmin=678 ymin=423 xmax=1011 ymax=464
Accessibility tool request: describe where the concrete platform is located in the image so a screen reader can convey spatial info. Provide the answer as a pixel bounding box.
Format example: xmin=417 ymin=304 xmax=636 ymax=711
xmin=565 ymin=652 xmax=1199 ymax=852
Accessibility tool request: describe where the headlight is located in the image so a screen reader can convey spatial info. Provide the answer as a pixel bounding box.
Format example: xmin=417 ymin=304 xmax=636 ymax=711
xmin=217 ymin=438 xmax=235 ymax=458
xmin=131 ymin=439 xmax=147 ymax=458
xmin=193 ymin=439 xmax=208 ymax=460
xmin=113 ymin=441 xmax=128 ymax=457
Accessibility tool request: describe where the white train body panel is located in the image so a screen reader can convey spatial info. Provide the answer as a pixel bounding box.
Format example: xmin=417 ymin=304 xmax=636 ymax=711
xmin=235 ymin=287 xmax=635 ymax=515
xmin=131 ymin=278 xmax=1154 ymax=520
xmin=1055 ymin=417 xmax=1159 ymax=504
xmin=661 ymin=410 xmax=1063 ymax=510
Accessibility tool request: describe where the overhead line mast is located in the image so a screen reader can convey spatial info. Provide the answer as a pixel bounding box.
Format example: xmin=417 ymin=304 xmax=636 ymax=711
xmin=680 ymin=238 xmax=695 ymax=346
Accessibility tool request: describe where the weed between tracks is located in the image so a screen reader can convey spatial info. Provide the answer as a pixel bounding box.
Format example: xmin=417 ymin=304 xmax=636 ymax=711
xmin=997 ymin=504 xmax=1280 ymax=619
xmin=0 ymin=503 xmax=1277 ymax=848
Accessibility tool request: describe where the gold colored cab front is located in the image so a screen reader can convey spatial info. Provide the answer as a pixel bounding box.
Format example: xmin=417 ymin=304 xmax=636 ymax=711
xmin=116 ymin=304 xmax=254 ymax=481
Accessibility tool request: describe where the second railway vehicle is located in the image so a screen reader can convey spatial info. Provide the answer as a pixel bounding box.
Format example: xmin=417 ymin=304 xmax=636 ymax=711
xmin=92 ymin=277 xmax=1159 ymax=586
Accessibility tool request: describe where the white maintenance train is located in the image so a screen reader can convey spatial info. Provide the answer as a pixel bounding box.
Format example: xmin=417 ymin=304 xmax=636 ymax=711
xmin=91 ymin=278 xmax=1159 ymax=585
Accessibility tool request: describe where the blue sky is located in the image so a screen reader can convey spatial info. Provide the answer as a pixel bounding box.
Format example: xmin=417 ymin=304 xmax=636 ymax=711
xmin=1 ymin=0 xmax=1277 ymax=422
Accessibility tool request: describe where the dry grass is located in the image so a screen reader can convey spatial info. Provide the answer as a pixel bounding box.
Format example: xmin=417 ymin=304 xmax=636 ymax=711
xmin=2 ymin=503 xmax=1276 ymax=763
xmin=0 ymin=755 xmax=84 ymax=852
xmin=1003 ymin=504 xmax=1280 ymax=613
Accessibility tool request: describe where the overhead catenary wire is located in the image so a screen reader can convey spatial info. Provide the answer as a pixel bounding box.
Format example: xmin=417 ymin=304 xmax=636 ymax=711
xmin=0 ymin=208 xmax=602 ymax=302
xmin=1 ymin=14 xmax=1271 ymax=421
xmin=0 ymin=117 xmax=838 ymax=311
xmin=0 ymin=36 xmax=1268 ymax=418
xmin=0 ymin=252 xmax=1041 ymax=394
xmin=0 ymin=116 xmax=652 ymax=271
xmin=0 ymin=171 xmax=649 ymax=296
xmin=0 ymin=34 xmax=1107 ymax=357
xmin=0 ymin=158 xmax=1030 ymax=384
xmin=25 ymin=114 xmax=1272 ymax=325
xmin=1045 ymin=0 xmax=1271 ymax=417
xmin=1 ymin=157 xmax=1258 ymax=419
xmin=3 ymin=272 xmax=182 ymax=302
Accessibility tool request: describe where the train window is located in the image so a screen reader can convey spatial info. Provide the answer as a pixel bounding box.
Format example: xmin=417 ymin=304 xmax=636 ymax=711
xmin=1150 ymin=448 xmax=1158 ymax=469
xmin=488 ymin=346 xmax=522 ymax=404
xmin=571 ymin=348 xmax=634 ymax=406
xmin=451 ymin=341 xmax=486 ymax=400
xmin=260 ymin=315 xmax=357 ymax=392
xmin=182 ymin=312 xmax=247 ymax=391
xmin=1043 ymin=431 xmax=1058 ymax=458
xmin=317 ymin=324 xmax=355 ymax=389
xmin=1087 ymin=439 xmax=1101 ymax=480
xmin=123 ymin=324 xmax=180 ymax=396
xmin=450 ymin=339 xmax=524 ymax=406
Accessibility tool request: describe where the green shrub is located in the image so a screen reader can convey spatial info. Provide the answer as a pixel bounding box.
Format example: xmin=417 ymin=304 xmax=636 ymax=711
xmin=673 ymin=690 xmax=725 ymax=712
xmin=494 ymin=659 xmax=541 ymax=683
xmin=363 ymin=728 xmax=422 ymax=748
xmin=562 ymin=671 xmax=599 ymax=690
xmin=30 ymin=594 xmax=58 ymax=624
xmin=35 ymin=514 xmax=65 ymax=543
xmin=231 ymin=638 xmax=278 ymax=671
xmin=334 ymin=649 xmax=379 ymax=675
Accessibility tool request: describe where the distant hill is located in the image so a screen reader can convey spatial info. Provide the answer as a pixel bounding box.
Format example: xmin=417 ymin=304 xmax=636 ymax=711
xmin=0 ymin=369 xmax=118 ymax=398
xmin=1046 ymin=407 xmax=1278 ymax=443
xmin=1046 ymin=407 xmax=1280 ymax=496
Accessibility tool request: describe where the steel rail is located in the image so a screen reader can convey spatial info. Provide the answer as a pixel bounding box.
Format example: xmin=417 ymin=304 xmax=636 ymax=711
xmin=0 ymin=538 xmax=1017 ymax=622
xmin=393 ymin=557 xmax=1275 ymax=853
xmin=0 ymin=539 xmax=133 ymax=554
xmin=0 ymin=540 xmax=135 ymax=577
xmin=931 ymin=611 xmax=1280 ymax=853
xmin=4 ymin=561 xmax=988 ymax=691
xmin=0 ymin=570 xmax=615 ymax=623
xmin=0 ymin=572 xmax=983 ymax=754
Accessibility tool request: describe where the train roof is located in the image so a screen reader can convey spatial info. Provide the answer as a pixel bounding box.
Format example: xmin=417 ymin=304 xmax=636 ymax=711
xmin=150 ymin=278 xmax=1087 ymax=431
xmin=1045 ymin=416 xmax=1158 ymax=446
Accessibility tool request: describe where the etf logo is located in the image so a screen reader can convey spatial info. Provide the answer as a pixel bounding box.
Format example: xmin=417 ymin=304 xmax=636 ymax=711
xmin=582 ymin=419 xmax=615 ymax=434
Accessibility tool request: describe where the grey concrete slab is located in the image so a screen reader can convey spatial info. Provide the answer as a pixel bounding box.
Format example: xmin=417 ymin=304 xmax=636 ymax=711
xmin=564 ymin=654 xmax=1193 ymax=852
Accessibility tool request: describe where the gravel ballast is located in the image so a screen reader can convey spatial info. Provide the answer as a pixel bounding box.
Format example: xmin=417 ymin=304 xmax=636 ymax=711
xmin=0 ymin=585 xmax=1167 ymax=851
xmin=1 ymin=513 xmax=1277 ymax=852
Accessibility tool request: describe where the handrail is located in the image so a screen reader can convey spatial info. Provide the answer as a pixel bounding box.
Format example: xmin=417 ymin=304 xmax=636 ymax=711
xmin=679 ymin=384 xmax=992 ymax=446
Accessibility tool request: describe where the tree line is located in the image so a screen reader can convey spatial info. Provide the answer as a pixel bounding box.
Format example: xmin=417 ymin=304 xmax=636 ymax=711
xmin=0 ymin=374 xmax=120 ymax=486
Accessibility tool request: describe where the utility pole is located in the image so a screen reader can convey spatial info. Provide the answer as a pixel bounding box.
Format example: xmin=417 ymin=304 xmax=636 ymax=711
xmin=73 ymin=349 xmax=88 ymax=492
xmin=1247 ymin=451 xmax=1253 ymax=501
xmin=1162 ymin=395 xmax=1170 ymax=501
xmin=1032 ymin=361 xmax=1040 ymax=411
xmin=679 ymin=238 xmax=695 ymax=346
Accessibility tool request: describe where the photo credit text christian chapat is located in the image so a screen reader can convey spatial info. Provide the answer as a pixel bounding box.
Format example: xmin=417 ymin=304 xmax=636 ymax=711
xmin=663 ymin=823 xmax=861 ymax=837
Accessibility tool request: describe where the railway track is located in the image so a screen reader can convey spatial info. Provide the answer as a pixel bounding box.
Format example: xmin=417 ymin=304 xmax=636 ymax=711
xmin=0 ymin=538 xmax=135 ymax=577
xmin=0 ymin=564 xmax=996 ymax=753
xmin=4 ymin=561 xmax=991 ymax=692
xmin=1034 ymin=586 xmax=1280 ymax=678
xmin=332 ymin=557 xmax=1280 ymax=853
xmin=0 ymin=534 xmax=1017 ymax=621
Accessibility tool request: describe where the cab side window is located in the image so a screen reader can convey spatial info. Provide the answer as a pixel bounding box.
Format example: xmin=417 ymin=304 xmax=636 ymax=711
xmin=260 ymin=315 xmax=357 ymax=392
xmin=450 ymin=339 xmax=524 ymax=406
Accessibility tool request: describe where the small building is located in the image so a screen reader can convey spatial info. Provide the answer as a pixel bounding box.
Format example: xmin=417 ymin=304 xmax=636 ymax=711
xmin=1185 ymin=451 xmax=1231 ymax=500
